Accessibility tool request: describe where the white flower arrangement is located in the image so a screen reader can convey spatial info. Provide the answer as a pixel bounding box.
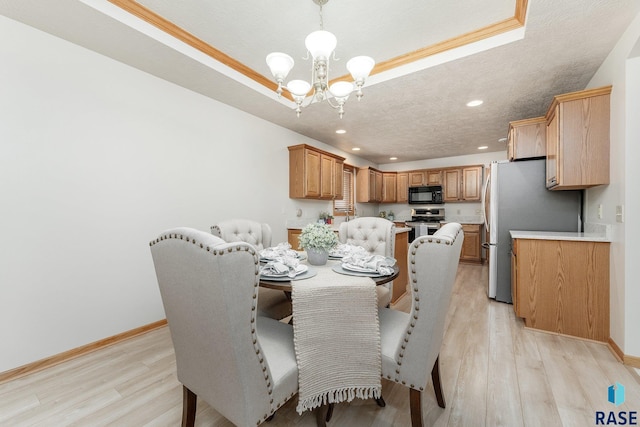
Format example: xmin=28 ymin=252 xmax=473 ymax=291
xmin=298 ymin=223 xmax=339 ymax=251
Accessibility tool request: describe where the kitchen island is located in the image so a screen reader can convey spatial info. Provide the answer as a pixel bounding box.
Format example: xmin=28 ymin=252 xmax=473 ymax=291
xmin=510 ymin=230 xmax=610 ymax=342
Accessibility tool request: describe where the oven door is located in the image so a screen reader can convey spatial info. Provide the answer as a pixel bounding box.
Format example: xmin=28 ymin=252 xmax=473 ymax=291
xmin=408 ymin=222 xmax=439 ymax=242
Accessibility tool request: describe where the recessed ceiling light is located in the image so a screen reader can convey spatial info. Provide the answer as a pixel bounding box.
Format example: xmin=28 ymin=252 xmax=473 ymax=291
xmin=466 ymin=100 xmax=483 ymax=107
xmin=478 ymin=146 xmax=488 ymax=150
xmin=336 ymin=129 xmax=346 ymax=134
xmin=498 ymin=137 xmax=507 ymax=143
xmin=352 ymin=147 xmax=361 ymax=151
xmin=389 ymin=157 xmax=398 ymax=160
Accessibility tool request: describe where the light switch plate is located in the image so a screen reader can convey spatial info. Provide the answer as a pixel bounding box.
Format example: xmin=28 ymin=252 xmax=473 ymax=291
xmin=616 ymin=205 xmax=624 ymax=223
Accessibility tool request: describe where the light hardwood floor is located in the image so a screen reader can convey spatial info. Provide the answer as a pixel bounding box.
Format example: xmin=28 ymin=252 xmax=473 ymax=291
xmin=1 ymin=264 xmax=639 ymax=426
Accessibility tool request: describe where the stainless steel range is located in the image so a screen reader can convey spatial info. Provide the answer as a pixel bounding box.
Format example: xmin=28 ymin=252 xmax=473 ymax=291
xmin=405 ymin=208 xmax=445 ymax=242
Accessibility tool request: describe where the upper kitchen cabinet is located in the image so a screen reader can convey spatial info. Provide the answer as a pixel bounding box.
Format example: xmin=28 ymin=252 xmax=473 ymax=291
xmin=356 ymin=166 xmax=383 ymax=203
xmin=288 ymin=144 xmax=345 ymax=200
xmin=545 ymin=86 xmax=611 ymax=190
xmin=408 ymin=171 xmax=425 ymax=187
xmin=508 ymin=117 xmax=546 ymax=161
xmin=396 ymin=172 xmax=409 ymax=203
xmin=408 ymin=169 xmax=442 ymax=186
xmin=382 ymin=172 xmax=397 ymax=203
xmin=426 ymin=169 xmax=443 ymax=185
xmin=443 ymin=165 xmax=483 ymax=202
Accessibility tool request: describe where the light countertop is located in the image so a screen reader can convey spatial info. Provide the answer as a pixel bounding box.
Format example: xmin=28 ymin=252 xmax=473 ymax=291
xmin=509 ymin=230 xmax=611 ymax=242
xmin=286 ymin=223 xmax=410 ymax=234
xmin=441 ymin=217 xmax=484 ymax=225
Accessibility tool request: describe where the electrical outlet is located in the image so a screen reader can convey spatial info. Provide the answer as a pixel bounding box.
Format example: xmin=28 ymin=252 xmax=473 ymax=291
xmin=598 ymin=204 xmax=603 ymax=219
xmin=457 ymin=209 xmax=461 ymax=215
xmin=616 ymin=205 xmax=624 ymax=223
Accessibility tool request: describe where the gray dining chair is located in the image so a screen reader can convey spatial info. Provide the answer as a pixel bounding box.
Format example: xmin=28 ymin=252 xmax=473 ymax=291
xmin=212 ymin=219 xmax=292 ymax=320
xmin=338 ymin=217 xmax=396 ymax=307
xmin=149 ymin=227 xmax=298 ymax=427
xmin=378 ymin=222 xmax=463 ymax=426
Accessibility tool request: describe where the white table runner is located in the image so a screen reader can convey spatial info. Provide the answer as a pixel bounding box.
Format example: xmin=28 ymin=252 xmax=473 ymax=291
xmin=291 ymin=262 xmax=382 ymax=414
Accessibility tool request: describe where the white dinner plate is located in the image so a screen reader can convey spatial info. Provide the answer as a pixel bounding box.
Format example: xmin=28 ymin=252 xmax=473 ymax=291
xmin=261 ymin=264 xmax=308 ymax=278
xmin=260 ymin=268 xmax=317 ymax=282
xmin=331 ymin=265 xmax=388 ymax=278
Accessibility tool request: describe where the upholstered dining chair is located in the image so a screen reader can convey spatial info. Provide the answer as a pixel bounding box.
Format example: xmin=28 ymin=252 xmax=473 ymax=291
xmin=149 ymin=227 xmax=298 ymax=427
xmin=338 ymin=217 xmax=396 ymax=308
xmin=212 ymin=219 xmax=292 ymax=321
xmin=378 ymin=222 xmax=463 ymax=427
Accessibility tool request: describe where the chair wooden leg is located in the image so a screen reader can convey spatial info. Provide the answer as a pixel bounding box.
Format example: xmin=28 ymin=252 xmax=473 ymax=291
xmin=182 ymin=386 xmax=197 ymax=427
xmin=409 ymin=388 xmax=423 ymax=427
xmin=314 ymin=405 xmax=328 ymax=427
xmin=375 ymin=396 xmax=386 ymax=407
xmin=431 ymin=355 xmax=446 ymax=408
xmin=325 ymin=403 xmax=334 ymax=422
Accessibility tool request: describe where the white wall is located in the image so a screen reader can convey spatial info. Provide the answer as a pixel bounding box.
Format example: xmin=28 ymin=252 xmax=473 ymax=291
xmin=0 ymin=16 xmax=368 ymax=372
xmin=586 ymin=11 xmax=640 ymax=357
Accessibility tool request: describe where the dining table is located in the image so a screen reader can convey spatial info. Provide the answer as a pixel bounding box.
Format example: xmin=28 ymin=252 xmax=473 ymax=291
xmin=258 ymin=259 xmax=400 ymax=291
xmin=258 ymin=256 xmax=399 ymax=422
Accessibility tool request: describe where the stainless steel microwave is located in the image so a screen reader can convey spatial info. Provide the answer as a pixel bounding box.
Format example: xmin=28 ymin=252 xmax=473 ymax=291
xmin=408 ymin=185 xmax=443 ymax=204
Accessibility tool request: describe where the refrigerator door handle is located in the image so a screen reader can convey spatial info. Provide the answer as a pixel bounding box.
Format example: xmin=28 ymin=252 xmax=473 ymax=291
xmin=481 ymin=172 xmax=491 ymax=232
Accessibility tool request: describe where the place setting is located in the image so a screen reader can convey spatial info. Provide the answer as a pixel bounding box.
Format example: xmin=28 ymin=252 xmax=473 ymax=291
xmin=259 ymin=243 xmax=316 ymax=281
xmin=330 ymin=244 xmax=397 ymax=278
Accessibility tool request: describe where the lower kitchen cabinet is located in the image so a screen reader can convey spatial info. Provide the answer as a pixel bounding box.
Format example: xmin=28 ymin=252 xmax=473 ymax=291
xmin=288 ymin=229 xmax=303 ymax=249
xmin=511 ymin=238 xmax=610 ymax=342
xmin=459 ymin=223 xmax=483 ymax=264
xmin=392 ymin=230 xmax=409 ymax=303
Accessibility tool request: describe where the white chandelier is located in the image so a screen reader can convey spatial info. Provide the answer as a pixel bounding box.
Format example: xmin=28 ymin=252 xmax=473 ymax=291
xmin=265 ymin=0 xmax=375 ymax=118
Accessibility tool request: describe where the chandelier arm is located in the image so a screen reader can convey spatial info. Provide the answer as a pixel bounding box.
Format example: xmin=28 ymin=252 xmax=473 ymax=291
xmin=324 ymin=94 xmax=341 ymax=109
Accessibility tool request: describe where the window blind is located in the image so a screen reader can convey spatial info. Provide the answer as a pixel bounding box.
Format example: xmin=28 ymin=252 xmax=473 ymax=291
xmin=334 ymin=165 xmax=354 ymax=215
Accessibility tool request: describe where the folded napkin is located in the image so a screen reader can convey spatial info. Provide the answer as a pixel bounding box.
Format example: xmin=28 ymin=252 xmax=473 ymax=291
xmin=342 ymin=253 xmax=396 ymax=276
xmin=260 ymin=242 xmax=300 ymax=260
xmin=260 ymin=261 xmax=306 ymax=278
xmin=329 ymin=243 xmax=369 ymax=258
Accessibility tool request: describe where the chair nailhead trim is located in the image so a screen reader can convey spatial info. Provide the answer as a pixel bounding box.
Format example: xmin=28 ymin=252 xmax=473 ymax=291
xmin=149 ymin=233 xmax=276 ymax=411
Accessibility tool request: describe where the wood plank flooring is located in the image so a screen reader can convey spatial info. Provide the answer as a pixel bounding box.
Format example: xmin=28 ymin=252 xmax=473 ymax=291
xmin=1 ymin=264 xmax=638 ymax=426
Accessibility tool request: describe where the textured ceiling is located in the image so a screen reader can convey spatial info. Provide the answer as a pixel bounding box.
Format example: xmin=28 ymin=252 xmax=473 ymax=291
xmin=1 ymin=0 xmax=639 ymax=164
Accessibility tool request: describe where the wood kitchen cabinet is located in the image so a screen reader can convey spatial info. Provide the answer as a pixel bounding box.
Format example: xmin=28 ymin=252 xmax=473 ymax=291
xmin=508 ymin=116 xmax=546 ymax=161
xmin=459 ymin=223 xmax=482 ymax=263
xmin=396 ymin=172 xmax=408 ymax=203
xmin=408 ymin=171 xmax=425 ymax=187
xmin=382 ymin=172 xmax=397 ymax=203
xmin=287 ymin=229 xmax=302 ymax=249
xmin=545 ymin=86 xmax=611 ymax=190
xmin=356 ymin=167 xmax=383 ymax=203
xmin=392 ymin=230 xmax=409 ymax=303
xmin=408 ymin=169 xmax=441 ymax=186
xmin=443 ymin=165 xmax=483 ymax=202
xmin=288 ymin=144 xmax=345 ymax=200
xmin=426 ymin=169 xmax=443 ymax=185
xmin=511 ymin=237 xmax=610 ymax=342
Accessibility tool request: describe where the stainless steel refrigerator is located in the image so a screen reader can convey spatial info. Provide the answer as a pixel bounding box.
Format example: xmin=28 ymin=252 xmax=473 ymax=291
xmin=483 ymin=159 xmax=582 ymax=303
